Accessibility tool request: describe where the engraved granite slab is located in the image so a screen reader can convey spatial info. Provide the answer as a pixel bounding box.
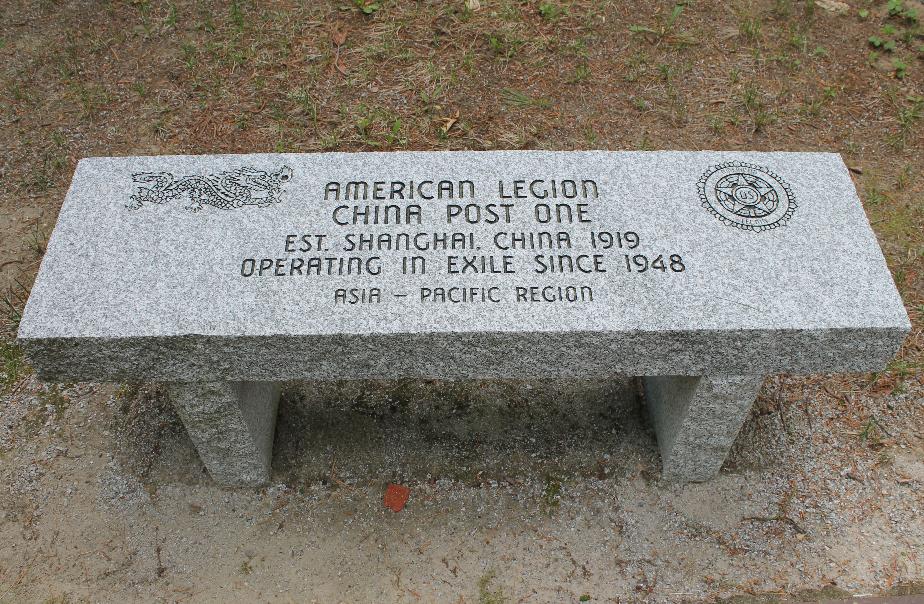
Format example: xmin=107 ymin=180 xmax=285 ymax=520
xmin=17 ymin=151 xmax=910 ymax=382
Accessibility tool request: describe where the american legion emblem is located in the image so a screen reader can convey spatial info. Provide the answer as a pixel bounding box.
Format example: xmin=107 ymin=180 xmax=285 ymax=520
xmin=697 ymin=161 xmax=797 ymax=232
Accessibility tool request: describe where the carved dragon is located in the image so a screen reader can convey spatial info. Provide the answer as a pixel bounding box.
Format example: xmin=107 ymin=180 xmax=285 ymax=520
xmin=127 ymin=165 xmax=293 ymax=212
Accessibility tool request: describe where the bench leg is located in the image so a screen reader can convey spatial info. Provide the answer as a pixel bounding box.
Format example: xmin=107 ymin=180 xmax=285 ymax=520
xmin=166 ymin=381 xmax=281 ymax=486
xmin=643 ymin=375 xmax=764 ymax=482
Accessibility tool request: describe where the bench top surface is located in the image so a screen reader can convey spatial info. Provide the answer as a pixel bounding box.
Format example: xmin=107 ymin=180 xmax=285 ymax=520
xmin=18 ymin=150 xmax=910 ymax=380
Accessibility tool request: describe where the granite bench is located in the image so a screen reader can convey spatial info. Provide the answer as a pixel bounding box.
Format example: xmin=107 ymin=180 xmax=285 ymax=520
xmin=17 ymin=151 xmax=910 ymax=486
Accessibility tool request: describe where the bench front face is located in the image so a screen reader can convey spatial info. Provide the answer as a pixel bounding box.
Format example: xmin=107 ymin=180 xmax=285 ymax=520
xmin=17 ymin=150 xmax=910 ymax=382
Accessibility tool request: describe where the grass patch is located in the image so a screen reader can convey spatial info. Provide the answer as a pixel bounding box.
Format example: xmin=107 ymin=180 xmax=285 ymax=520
xmin=500 ymin=88 xmax=551 ymax=109
xmin=540 ymin=474 xmax=562 ymax=514
xmin=1 ymin=339 xmax=25 ymax=393
xmin=19 ymin=385 xmax=69 ymax=437
xmin=478 ymin=570 xmax=507 ymax=604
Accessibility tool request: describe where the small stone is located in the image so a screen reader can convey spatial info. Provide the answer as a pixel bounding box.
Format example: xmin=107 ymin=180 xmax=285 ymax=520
xmin=384 ymin=483 xmax=410 ymax=512
xmin=816 ymin=0 xmax=849 ymax=14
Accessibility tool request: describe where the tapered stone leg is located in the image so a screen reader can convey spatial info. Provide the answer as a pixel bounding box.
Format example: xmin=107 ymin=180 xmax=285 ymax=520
xmin=643 ymin=375 xmax=764 ymax=482
xmin=167 ymin=381 xmax=281 ymax=486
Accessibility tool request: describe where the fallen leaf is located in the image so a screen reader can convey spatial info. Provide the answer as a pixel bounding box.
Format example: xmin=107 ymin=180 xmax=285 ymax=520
xmin=384 ymin=483 xmax=410 ymax=512
xmin=465 ymin=0 xmax=481 ymax=11
xmin=439 ymin=110 xmax=460 ymax=134
xmin=330 ymin=28 xmax=348 ymax=76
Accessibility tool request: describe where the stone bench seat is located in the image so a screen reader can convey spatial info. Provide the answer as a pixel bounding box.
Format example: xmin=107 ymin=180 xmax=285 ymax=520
xmin=18 ymin=151 xmax=910 ymax=486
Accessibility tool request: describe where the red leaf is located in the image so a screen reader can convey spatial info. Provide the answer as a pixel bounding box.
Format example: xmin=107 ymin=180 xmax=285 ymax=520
xmin=384 ymin=483 xmax=410 ymax=512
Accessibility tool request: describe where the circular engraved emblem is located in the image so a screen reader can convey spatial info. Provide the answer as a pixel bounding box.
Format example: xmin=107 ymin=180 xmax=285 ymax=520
xmin=697 ymin=162 xmax=796 ymax=231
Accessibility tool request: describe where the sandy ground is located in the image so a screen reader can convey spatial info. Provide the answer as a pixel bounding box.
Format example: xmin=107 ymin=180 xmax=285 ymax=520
xmin=1 ymin=374 xmax=922 ymax=603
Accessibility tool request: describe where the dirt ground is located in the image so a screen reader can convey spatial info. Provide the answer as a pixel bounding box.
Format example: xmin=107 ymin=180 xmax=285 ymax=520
xmin=0 ymin=0 xmax=922 ymax=602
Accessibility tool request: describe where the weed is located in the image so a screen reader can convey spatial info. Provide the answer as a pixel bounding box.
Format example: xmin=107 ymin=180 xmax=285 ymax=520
xmin=353 ymin=0 xmax=381 ymax=15
xmin=801 ymin=96 xmax=824 ymax=118
xmin=73 ymin=83 xmax=111 ymax=118
xmin=384 ymin=118 xmax=405 ymax=146
xmin=288 ymin=87 xmax=318 ymax=119
xmin=567 ymin=37 xmax=590 ymax=59
xmin=859 ymin=415 xmax=885 ymax=445
xmin=355 ymin=114 xmax=372 ymax=138
xmin=39 ymin=385 xmax=70 ymax=421
xmin=804 ymin=0 xmax=816 ymax=20
xmin=134 ymin=0 xmax=152 ymax=26
xmin=888 ymin=0 xmax=919 ymax=23
xmin=869 ymin=35 xmax=897 ymax=52
xmin=319 ymin=132 xmax=339 ymax=150
xmin=583 ymin=126 xmax=598 ymax=146
xmin=541 ymin=475 xmax=562 ymax=513
xmin=628 ymin=2 xmax=695 ymax=45
xmin=666 ymin=84 xmax=690 ymax=126
xmin=164 ymin=3 xmax=177 ymax=28
xmin=742 ymin=85 xmax=759 ymax=113
xmin=801 ymin=86 xmax=836 ymax=117
xmin=152 ymin=113 xmax=171 ymax=139
xmin=539 ymin=1 xmax=565 ymax=20
xmin=7 ymin=81 xmax=33 ymax=103
xmin=501 ymin=88 xmax=551 ymax=109
xmin=774 ymin=0 xmax=793 ymax=18
xmin=27 ymin=225 xmax=47 ymax=256
xmin=19 ymin=385 xmax=69 ymax=437
xmin=478 ymin=570 xmax=507 ymax=604
xmin=181 ymin=43 xmax=197 ymax=69
xmin=658 ymin=63 xmax=673 ymax=82
xmin=487 ymin=31 xmax=525 ymax=60
xmin=740 ymin=15 xmax=762 ymax=42
xmin=896 ymin=164 xmax=913 ymax=190
xmin=1 ymin=279 xmax=28 ymax=332
xmin=891 ymin=93 xmax=923 ymax=146
xmin=26 ymin=132 xmax=68 ymax=193
xmin=350 ymin=105 xmax=408 ymax=147
xmin=864 ymin=184 xmax=887 ymax=206
xmin=892 ymin=58 xmax=909 ymax=79
xmin=1 ymin=339 xmax=25 ymax=393
xmin=198 ymin=10 xmax=215 ymax=32
xmin=229 ymin=1 xmax=245 ymax=30
xmin=888 ymin=358 xmax=921 ymax=379
xmin=789 ymin=30 xmax=808 ymax=53
xmin=570 ymin=63 xmax=591 ymax=84
xmin=753 ymin=109 xmax=774 ymax=132
xmin=624 ymin=52 xmax=649 ymax=82
xmin=741 ymin=84 xmax=774 ymax=133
